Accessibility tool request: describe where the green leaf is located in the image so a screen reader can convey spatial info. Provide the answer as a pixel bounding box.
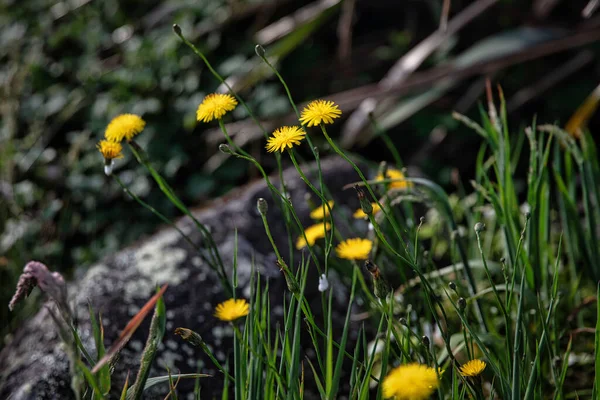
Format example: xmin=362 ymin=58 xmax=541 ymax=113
xmin=128 ymin=286 xmax=167 ymax=400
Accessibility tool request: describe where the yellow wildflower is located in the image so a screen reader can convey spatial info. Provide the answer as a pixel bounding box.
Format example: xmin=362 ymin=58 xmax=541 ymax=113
xmin=214 ymin=298 xmax=249 ymax=322
xmin=196 ymin=93 xmax=238 ymax=123
xmin=96 ymin=140 xmax=124 ymax=160
xmin=310 ymin=200 xmax=334 ymax=220
xmin=299 ymin=99 xmax=342 ymax=127
xmin=296 ymin=223 xmax=331 ymax=250
xmin=336 ymin=238 xmax=373 ymax=260
xmin=376 ymin=168 xmax=412 ymax=190
xmin=382 ymin=363 xmax=440 ymax=400
xmin=460 ymin=359 xmax=486 ymax=377
xmin=266 ymin=126 xmax=306 ymax=153
xmin=104 ymin=114 xmax=146 ymax=142
xmin=353 ymin=202 xmax=381 ymax=219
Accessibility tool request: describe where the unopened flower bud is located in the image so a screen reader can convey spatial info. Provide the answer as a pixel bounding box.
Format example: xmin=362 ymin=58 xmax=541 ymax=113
xmin=255 ymin=44 xmax=266 ymax=58
xmin=172 ymin=24 xmax=182 ymax=36
xmin=399 ymin=317 xmax=408 ymax=326
xmin=354 ymin=185 xmax=373 ymax=216
xmin=364 ymin=260 xmax=390 ymax=299
xmin=276 ymin=260 xmax=299 ymax=295
xmin=219 ymin=144 xmax=233 ymax=155
xmin=449 ymin=282 xmax=457 ymax=291
xmin=474 ymin=222 xmax=485 ymax=233
xmin=422 ymin=335 xmax=430 ymax=347
xmin=458 ymin=297 xmax=467 ymax=311
xmin=174 ymin=327 xmax=204 ymax=347
xmin=257 ymin=198 xmax=268 ymax=216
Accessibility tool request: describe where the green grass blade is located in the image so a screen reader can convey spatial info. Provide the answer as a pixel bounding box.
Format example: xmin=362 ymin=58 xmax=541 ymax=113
xmin=128 ymin=287 xmax=167 ymax=400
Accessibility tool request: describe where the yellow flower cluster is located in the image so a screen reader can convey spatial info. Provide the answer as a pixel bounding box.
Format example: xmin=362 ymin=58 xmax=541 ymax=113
xmin=104 ymin=114 xmax=146 ymax=143
xmin=264 ymin=99 xmax=342 ymax=153
xmin=214 ymin=298 xmax=249 ymax=322
xmin=266 ymin=126 xmax=306 ymax=153
xmin=460 ymin=359 xmax=486 ymax=377
xmin=196 ymin=93 xmax=238 ymax=123
xmin=310 ymin=200 xmax=334 ymax=220
xmin=376 ymin=168 xmax=412 ymax=190
xmin=336 ymin=238 xmax=373 ymax=260
xmin=296 ymin=223 xmax=331 ymax=250
xmin=382 ymin=363 xmax=440 ymax=400
xmin=96 ymin=140 xmax=124 ymax=161
xmin=97 ymin=113 xmax=146 ymax=162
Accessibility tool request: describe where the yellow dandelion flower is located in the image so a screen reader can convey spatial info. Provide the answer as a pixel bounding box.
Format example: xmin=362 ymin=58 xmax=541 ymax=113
xmin=336 ymin=238 xmax=373 ymax=260
xmin=310 ymin=200 xmax=334 ymax=220
xmin=376 ymin=168 xmax=413 ymax=190
xmin=460 ymin=359 xmax=486 ymax=377
xmin=214 ymin=298 xmax=249 ymax=322
xmin=104 ymin=114 xmax=146 ymax=143
xmin=353 ymin=202 xmax=382 ymax=219
xmin=299 ymin=99 xmax=342 ymax=127
xmin=96 ymin=140 xmax=124 ymax=160
xmin=196 ymin=93 xmax=238 ymax=123
xmin=382 ymin=363 xmax=440 ymax=400
xmin=296 ymin=223 xmax=331 ymax=250
xmin=266 ymin=126 xmax=306 ymax=153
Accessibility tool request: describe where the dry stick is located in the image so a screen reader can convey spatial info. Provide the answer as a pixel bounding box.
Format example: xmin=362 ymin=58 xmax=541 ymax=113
xmin=329 ymin=26 xmax=600 ymax=112
xmin=340 ymin=0 xmax=499 ymax=147
xmin=440 ymin=0 xmax=451 ymax=32
xmin=583 ymin=0 xmax=600 ymax=18
xmin=336 ymin=0 xmax=356 ymax=63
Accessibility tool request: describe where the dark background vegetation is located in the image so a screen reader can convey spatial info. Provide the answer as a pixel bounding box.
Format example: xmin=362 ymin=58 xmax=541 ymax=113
xmin=2 ymin=0 xmax=600 ymax=342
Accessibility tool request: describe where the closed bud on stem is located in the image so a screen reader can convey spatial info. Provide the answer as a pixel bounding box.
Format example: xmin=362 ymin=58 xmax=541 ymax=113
xmin=219 ymin=144 xmax=233 ymax=155
xmin=276 ymin=260 xmax=299 ymax=295
xmin=257 ymin=198 xmax=268 ymax=216
xmin=422 ymin=335 xmax=430 ymax=347
xmin=172 ymin=24 xmax=182 ymax=36
xmin=255 ymin=44 xmax=266 ymax=58
xmin=354 ymin=185 xmax=373 ymax=216
xmin=364 ymin=260 xmax=390 ymax=299
xmin=174 ymin=327 xmax=203 ymax=347
xmin=399 ymin=317 xmax=408 ymax=326
xmin=458 ymin=297 xmax=467 ymax=311
xmin=449 ymin=281 xmax=457 ymax=291
xmin=474 ymin=222 xmax=485 ymax=233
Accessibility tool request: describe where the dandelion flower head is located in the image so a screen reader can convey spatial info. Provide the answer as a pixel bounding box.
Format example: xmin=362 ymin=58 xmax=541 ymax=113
xmin=97 ymin=140 xmax=124 ymax=160
xmin=196 ymin=93 xmax=238 ymax=123
xmin=299 ymin=99 xmax=342 ymax=127
xmin=376 ymin=168 xmax=412 ymax=190
xmin=104 ymin=114 xmax=146 ymax=143
xmin=336 ymin=238 xmax=373 ymax=260
xmin=353 ymin=202 xmax=382 ymax=219
xmin=382 ymin=363 xmax=440 ymax=400
xmin=214 ymin=298 xmax=249 ymax=322
xmin=296 ymin=223 xmax=331 ymax=250
xmin=266 ymin=126 xmax=306 ymax=153
xmin=460 ymin=359 xmax=486 ymax=377
xmin=310 ymin=200 xmax=334 ymax=220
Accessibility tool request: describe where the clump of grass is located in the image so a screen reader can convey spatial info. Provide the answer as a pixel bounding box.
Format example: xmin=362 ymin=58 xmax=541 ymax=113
xmin=7 ymin=26 xmax=600 ymax=400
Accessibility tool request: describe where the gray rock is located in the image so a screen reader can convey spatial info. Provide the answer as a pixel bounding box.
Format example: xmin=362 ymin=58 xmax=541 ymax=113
xmin=0 ymin=157 xmax=365 ymax=399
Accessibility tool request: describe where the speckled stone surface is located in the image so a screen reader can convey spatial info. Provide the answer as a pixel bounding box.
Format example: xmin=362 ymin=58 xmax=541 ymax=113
xmin=0 ymin=157 xmax=365 ymax=399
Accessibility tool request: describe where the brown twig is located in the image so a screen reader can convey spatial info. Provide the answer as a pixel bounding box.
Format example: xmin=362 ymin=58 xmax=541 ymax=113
xmin=440 ymin=0 xmax=451 ymax=32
